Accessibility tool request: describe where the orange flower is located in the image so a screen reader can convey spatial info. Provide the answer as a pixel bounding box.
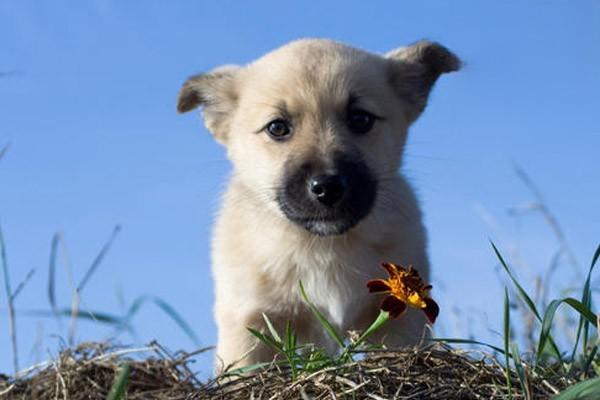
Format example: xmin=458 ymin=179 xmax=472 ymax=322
xmin=367 ymin=263 xmax=439 ymax=323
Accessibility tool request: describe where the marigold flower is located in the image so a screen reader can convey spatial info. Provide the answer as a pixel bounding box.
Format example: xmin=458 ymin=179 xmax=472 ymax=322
xmin=367 ymin=263 xmax=439 ymax=323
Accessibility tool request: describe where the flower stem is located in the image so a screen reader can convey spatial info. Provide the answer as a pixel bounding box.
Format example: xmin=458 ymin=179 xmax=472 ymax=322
xmin=355 ymin=310 xmax=390 ymax=346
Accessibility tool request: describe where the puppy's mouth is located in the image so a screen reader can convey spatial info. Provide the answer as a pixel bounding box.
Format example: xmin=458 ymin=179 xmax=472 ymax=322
xmin=276 ymin=154 xmax=377 ymax=236
xmin=278 ymin=213 xmax=361 ymax=236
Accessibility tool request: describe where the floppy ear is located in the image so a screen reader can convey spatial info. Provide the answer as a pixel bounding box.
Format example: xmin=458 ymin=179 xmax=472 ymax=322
xmin=177 ymin=65 xmax=240 ymax=142
xmin=386 ymin=40 xmax=460 ymax=122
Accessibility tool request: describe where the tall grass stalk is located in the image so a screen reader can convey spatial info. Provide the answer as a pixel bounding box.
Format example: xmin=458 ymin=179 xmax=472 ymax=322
xmin=0 ymin=143 xmax=10 ymax=162
xmin=106 ymin=364 xmax=131 ymax=400
xmin=503 ymin=288 xmax=513 ymax=399
xmin=0 ymin=223 xmax=18 ymax=374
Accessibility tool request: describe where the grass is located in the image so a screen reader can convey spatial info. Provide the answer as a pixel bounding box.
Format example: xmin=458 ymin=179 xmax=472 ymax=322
xmin=106 ymin=364 xmax=131 ymax=400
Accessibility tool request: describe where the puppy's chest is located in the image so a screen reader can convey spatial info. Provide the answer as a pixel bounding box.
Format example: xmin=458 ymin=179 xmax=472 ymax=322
xmin=263 ymin=241 xmax=377 ymax=329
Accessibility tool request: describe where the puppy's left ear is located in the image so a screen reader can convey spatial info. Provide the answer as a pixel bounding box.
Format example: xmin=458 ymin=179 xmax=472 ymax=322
xmin=386 ymin=40 xmax=460 ymax=122
xmin=177 ymin=65 xmax=240 ymax=143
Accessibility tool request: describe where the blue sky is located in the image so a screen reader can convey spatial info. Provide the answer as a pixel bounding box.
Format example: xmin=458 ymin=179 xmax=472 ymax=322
xmin=1 ymin=1 xmax=599 ymax=376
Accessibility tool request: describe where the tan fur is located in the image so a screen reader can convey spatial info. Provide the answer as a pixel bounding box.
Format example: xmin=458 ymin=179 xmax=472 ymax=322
xmin=177 ymin=39 xmax=460 ymax=371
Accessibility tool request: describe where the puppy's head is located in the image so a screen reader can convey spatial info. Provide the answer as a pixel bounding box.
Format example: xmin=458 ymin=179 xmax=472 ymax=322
xmin=178 ymin=39 xmax=459 ymax=236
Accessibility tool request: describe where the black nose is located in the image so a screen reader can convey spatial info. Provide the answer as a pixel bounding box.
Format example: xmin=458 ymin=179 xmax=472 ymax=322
xmin=309 ymin=174 xmax=347 ymax=206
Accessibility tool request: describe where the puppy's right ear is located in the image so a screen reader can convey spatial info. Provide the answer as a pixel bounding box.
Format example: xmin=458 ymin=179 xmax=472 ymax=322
xmin=177 ymin=65 xmax=240 ymax=142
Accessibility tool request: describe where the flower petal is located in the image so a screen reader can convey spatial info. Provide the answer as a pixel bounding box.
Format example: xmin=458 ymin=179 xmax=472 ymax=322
xmin=381 ymin=262 xmax=397 ymax=277
xmin=367 ymin=279 xmax=391 ymax=293
xmin=381 ymin=296 xmax=407 ymax=319
xmin=407 ymin=266 xmax=422 ymax=280
xmin=422 ymin=297 xmax=440 ymax=324
xmin=407 ymin=292 xmax=426 ymax=309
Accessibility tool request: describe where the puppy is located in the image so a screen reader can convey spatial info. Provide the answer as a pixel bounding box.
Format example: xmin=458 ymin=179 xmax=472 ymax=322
xmin=177 ymin=39 xmax=460 ymax=371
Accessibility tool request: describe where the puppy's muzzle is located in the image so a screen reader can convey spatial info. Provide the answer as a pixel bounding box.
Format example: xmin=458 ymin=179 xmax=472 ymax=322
xmin=277 ymin=154 xmax=377 ymax=236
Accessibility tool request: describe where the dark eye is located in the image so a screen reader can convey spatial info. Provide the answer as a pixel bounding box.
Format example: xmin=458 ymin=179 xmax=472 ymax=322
xmin=265 ymin=119 xmax=292 ymax=140
xmin=347 ymin=109 xmax=376 ymax=134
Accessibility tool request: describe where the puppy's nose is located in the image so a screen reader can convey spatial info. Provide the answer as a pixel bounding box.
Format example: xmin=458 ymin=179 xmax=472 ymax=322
xmin=309 ymin=174 xmax=347 ymax=206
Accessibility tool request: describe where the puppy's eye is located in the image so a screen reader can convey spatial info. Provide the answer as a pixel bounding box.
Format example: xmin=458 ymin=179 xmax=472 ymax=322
xmin=265 ymin=119 xmax=292 ymax=140
xmin=347 ymin=109 xmax=377 ymax=134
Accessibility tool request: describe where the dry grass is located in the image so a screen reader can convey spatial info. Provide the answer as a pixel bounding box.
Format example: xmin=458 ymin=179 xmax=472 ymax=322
xmin=0 ymin=342 xmax=573 ymax=400
xmin=0 ymin=342 xmax=197 ymax=400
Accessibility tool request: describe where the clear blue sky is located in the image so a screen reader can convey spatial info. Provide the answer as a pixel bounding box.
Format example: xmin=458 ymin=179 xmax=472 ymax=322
xmin=1 ymin=1 xmax=599 ymax=376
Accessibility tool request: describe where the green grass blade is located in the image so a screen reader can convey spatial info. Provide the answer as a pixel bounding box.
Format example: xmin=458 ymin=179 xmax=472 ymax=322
xmin=122 ymin=295 xmax=200 ymax=346
xmin=0 ymin=143 xmax=10 ymax=162
xmin=22 ymin=308 xmax=128 ymax=327
xmin=578 ymin=245 xmax=600 ymax=360
xmin=10 ymin=268 xmax=35 ymax=301
xmin=47 ymin=233 xmax=60 ymax=321
xmin=504 ymin=288 xmax=513 ymax=400
xmin=247 ymin=327 xmax=283 ymax=351
xmin=299 ymin=281 xmax=345 ymax=348
xmin=354 ymin=310 xmax=389 ymax=348
xmin=590 ymin=244 xmax=600 ymax=273
xmin=511 ymin=342 xmax=531 ymax=400
xmin=0 ymin=222 xmax=18 ymax=374
xmin=285 ymin=321 xmax=296 ymax=352
xmin=492 ymin=241 xmax=541 ymax=320
xmin=77 ymin=225 xmax=121 ymax=293
xmin=106 ymin=364 xmax=131 ymax=400
xmin=261 ymin=313 xmax=282 ymax=344
xmin=562 ymin=298 xmax=597 ymax=325
xmin=341 ymin=310 xmax=389 ymax=361
xmin=248 ymin=326 xmax=296 ymax=376
xmin=537 ymin=297 xmax=596 ymax=366
xmin=582 ymin=346 xmax=599 ymax=377
xmin=122 ymin=295 xmax=146 ymax=324
xmin=281 ymin=321 xmax=299 ymax=378
xmin=553 ymin=377 xmax=600 ymax=400
xmin=224 ymin=361 xmax=272 ymax=376
xmin=427 ymin=338 xmax=507 ymax=355
xmin=151 ymin=297 xmax=200 ymax=346
xmin=492 ymin=241 xmax=562 ymax=362
xmin=304 ymin=349 xmax=333 ymax=372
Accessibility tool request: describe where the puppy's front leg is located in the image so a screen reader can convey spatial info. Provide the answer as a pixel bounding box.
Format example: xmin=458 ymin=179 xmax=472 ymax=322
xmin=214 ymin=310 xmax=275 ymax=373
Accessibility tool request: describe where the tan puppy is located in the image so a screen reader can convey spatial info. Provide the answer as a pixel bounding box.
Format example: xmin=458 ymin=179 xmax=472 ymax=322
xmin=177 ymin=39 xmax=459 ymax=371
